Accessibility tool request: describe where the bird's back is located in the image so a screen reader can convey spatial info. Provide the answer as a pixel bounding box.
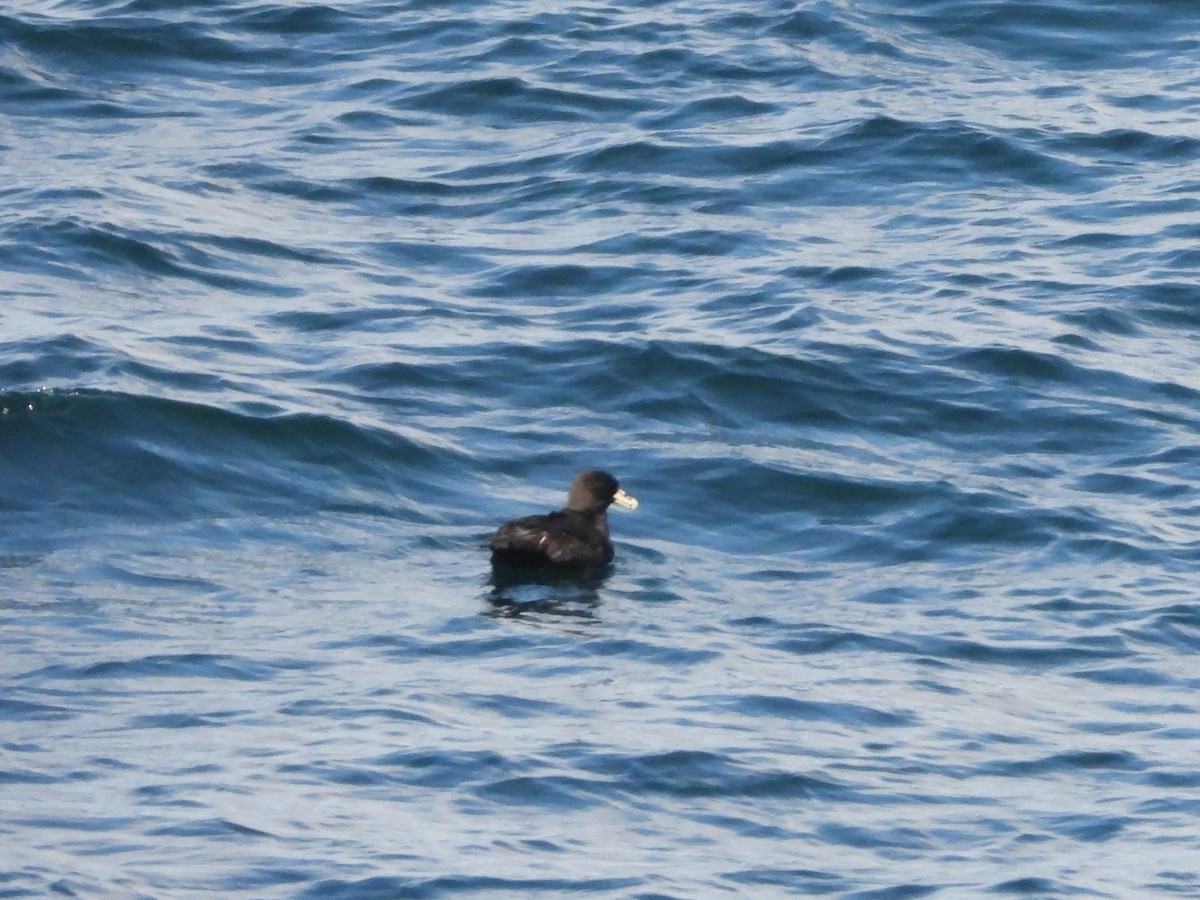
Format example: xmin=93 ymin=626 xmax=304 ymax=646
xmin=488 ymin=509 xmax=613 ymax=569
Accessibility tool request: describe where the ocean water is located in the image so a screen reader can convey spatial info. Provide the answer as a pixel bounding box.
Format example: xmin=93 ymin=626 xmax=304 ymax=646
xmin=3 ymin=0 xmax=1200 ymax=896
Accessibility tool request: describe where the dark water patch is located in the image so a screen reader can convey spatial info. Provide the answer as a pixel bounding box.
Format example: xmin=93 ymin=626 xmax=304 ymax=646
xmin=891 ymin=1 xmax=1199 ymax=68
xmin=1106 ymin=87 xmax=1200 ymax=113
xmin=0 ymin=698 xmax=73 ymax=722
xmin=333 ymin=108 xmax=405 ymax=133
xmin=811 ymin=117 xmax=1090 ymax=194
xmin=276 ymin=760 xmax=390 ymax=788
xmin=1130 ymin=604 xmax=1200 ymax=653
xmin=582 ymin=227 xmax=763 ymax=260
xmin=692 ymin=812 xmax=795 ymax=841
xmin=1045 ymin=814 xmax=1129 ymax=843
xmin=484 ymin=590 xmax=606 ymax=624
xmin=773 ymin=628 xmax=917 ymax=659
xmin=2 ymin=217 xmax=299 ymax=295
xmin=1071 ymin=472 xmax=1189 ymax=502
xmin=469 ymin=262 xmax=653 ymax=300
xmin=926 ymin=637 xmax=1127 ymax=669
xmin=817 ymin=822 xmax=935 ymax=851
xmin=574 ymin=136 xmax=808 ymax=181
xmin=716 ymin=694 xmax=918 ymax=728
xmin=350 ymin=174 xmax=463 ymax=201
xmin=222 ymin=865 xmax=314 ymax=892
xmin=147 ymin=818 xmax=272 ymax=839
xmin=198 ymin=233 xmax=340 ymax=267
xmin=279 ymin=698 xmax=436 ymax=725
xmin=783 ymin=264 xmax=894 ymax=289
xmin=843 ymin=884 xmax=940 ymax=900
xmin=1052 ymin=129 xmax=1200 ymax=166
xmin=128 ymin=712 xmax=236 ymax=729
xmin=404 ymin=76 xmax=647 ymax=125
xmin=619 ymin=43 xmax=801 ymax=91
xmin=354 ymin=633 xmax=539 ymax=661
xmin=772 ymin=625 xmax=1128 ymax=672
xmin=88 ymin=756 xmax=140 ymax=772
xmin=134 ymin=783 xmax=208 ymax=809
xmin=1046 ymin=230 xmax=1145 ymax=251
xmin=466 ymin=34 xmax=560 ymax=68
xmin=1068 ymin=666 xmax=1177 ymax=687
xmin=1073 ymin=718 xmax=1160 ymax=737
xmin=1138 ymin=774 xmax=1200 ymax=794
xmin=12 ymin=814 xmax=141 ymax=833
xmin=246 ymin=174 xmax=360 ymax=205
xmin=948 ymin=345 xmax=1079 ymax=386
xmin=980 ymin=750 xmax=1145 ymax=779
xmin=643 ymin=93 xmax=778 ymax=130
xmin=324 ymin=356 xmax=493 ymax=409
xmin=473 ymin=774 xmax=604 ymax=810
xmin=1107 ymin=700 xmax=1195 ymax=717
xmin=1116 ymin=444 xmax=1200 ymax=474
xmin=298 ymin=874 xmax=644 ymax=899
xmin=23 ymin=653 xmax=303 ymax=683
xmin=912 ymin=679 xmax=965 ymax=696
xmin=0 ymin=388 xmax=452 ymax=524
xmin=581 ymin=638 xmax=719 ymax=667
xmin=1054 ymin=537 xmax=1186 ymax=570
xmin=460 ymin=692 xmax=580 ymax=719
xmin=724 ymin=867 xmax=847 ymax=892
xmin=0 ymin=767 xmax=62 ymax=786
xmin=770 ymin=7 xmax=918 ymax=61
xmin=0 ymin=79 xmax=135 ymax=120
xmin=344 ymin=175 xmax=508 ymax=221
xmin=1050 ymin=332 xmax=1102 ymax=352
xmin=635 ymin=464 xmax=928 ymax=558
xmin=229 ymin=2 xmax=366 ymax=39
xmin=932 ymin=347 xmax=1179 ymax=454
xmin=473 ymin=337 xmax=1026 ymax=457
xmin=0 ymin=10 xmax=267 ymax=81
xmin=577 ymin=749 xmax=854 ymax=801
xmin=987 ymin=878 xmax=1062 ymax=895
xmin=564 ymin=117 xmax=1084 ymax=202
xmin=369 ymin=750 xmax=515 ymax=790
xmin=2 ymin=742 xmax=45 ymax=753
xmin=96 ymin=562 xmax=225 ymax=595
xmin=852 ymin=586 xmax=929 ymax=606
xmin=269 ymin=307 xmax=418 ymax=338
xmin=1131 ymin=282 xmax=1200 ymax=327
xmin=897 ymin=493 xmax=1064 ymax=552
xmin=360 ymin=237 xmax=493 ymax=275
xmin=1145 ymin=873 xmax=1200 ymax=898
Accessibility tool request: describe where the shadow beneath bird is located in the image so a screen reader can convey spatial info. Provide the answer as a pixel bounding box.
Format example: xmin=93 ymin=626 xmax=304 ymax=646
xmin=484 ymin=565 xmax=609 ymax=622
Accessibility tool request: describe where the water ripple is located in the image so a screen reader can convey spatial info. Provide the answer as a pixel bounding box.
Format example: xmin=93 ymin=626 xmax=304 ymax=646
xmin=4 ymin=0 xmax=1200 ymax=896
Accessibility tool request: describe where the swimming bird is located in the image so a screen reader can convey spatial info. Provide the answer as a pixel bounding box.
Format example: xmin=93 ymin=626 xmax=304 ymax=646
xmin=487 ymin=470 xmax=638 ymax=570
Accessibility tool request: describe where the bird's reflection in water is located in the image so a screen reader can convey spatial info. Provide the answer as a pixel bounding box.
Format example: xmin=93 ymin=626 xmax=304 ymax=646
xmin=484 ymin=566 xmax=609 ymax=623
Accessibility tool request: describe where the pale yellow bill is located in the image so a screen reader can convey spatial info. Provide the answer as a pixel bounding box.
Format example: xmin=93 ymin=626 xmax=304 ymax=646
xmin=612 ymin=488 xmax=638 ymax=510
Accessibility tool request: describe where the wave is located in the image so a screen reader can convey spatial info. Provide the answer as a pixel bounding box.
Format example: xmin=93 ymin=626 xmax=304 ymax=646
xmin=0 ymin=385 xmax=456 ymax=525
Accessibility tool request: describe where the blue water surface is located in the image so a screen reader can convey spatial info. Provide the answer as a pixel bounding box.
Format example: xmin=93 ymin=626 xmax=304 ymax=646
xmin=3 ymin=1 xmax=1200 ymax=897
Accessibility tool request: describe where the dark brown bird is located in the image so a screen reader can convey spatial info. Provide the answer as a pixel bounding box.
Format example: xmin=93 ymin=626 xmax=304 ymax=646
xmin=487 ymin=470 xmax=638 ymax=570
